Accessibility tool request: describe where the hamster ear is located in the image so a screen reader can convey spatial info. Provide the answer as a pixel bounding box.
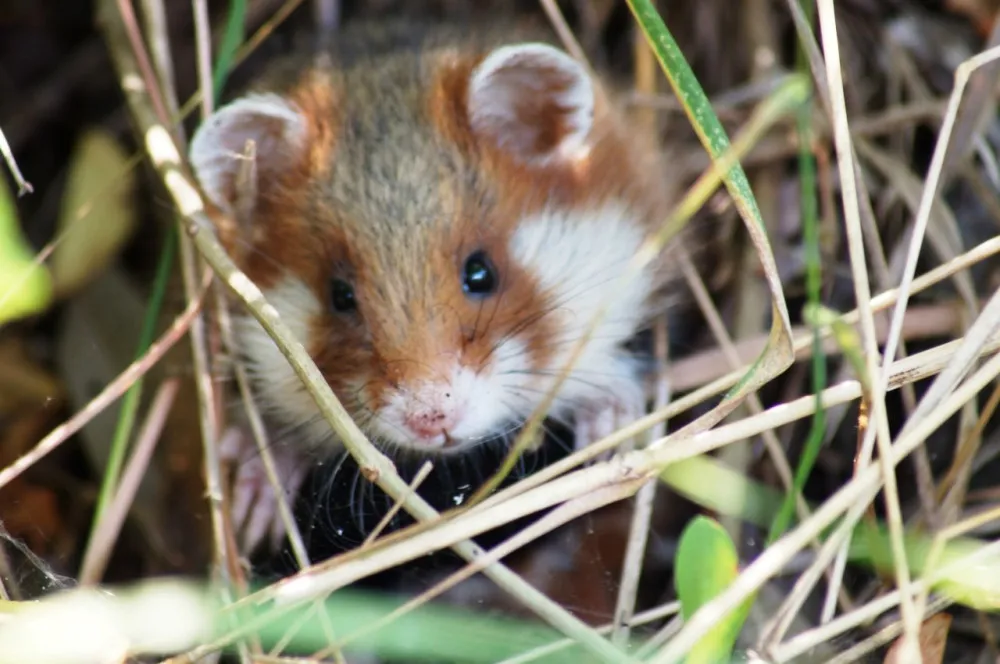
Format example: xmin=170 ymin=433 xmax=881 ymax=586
xmin=467 ymin=43 xmax=594 ymax=164
xmin=188 ymin=93 xmax=307 ymax=214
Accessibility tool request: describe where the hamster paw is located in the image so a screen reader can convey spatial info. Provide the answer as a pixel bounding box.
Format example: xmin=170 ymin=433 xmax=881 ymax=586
xmin=573 ymin=383 xmax=648 ymax=461
xmin=219 ymin=426 xmax=307 ymax=555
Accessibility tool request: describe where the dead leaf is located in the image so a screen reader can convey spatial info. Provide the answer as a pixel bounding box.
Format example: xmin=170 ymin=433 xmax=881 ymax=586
xmin=50 ymin=129 xmax=137 ymax=299
xmin=884 ymin=613 xmax=952 ymax=664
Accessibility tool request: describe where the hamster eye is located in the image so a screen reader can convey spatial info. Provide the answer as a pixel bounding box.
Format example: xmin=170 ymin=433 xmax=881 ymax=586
xmin=462 ymin=250 xmax=498 ymax=296
xmin=330 ymin=279 xmax=357 ymax=312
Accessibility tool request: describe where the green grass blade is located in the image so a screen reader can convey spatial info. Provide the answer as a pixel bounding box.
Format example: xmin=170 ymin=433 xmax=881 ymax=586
xmin=90 ymin=226 xmax=177 ymax=527
xmin=626 ymin=0 xmax=796 ymax=421
xmin=769 ymin=0 xmax=826 ymax=544
xmin=213 ymin=0 xmax=247 ymax=99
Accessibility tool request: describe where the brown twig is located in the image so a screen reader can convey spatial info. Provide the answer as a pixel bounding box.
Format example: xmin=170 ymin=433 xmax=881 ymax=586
xmin=79 ymin=378 xmax=181 ymax=585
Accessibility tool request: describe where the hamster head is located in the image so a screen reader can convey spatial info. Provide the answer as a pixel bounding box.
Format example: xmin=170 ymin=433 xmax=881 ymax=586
xmin=189 ymin=39 xmax=675 ymax=453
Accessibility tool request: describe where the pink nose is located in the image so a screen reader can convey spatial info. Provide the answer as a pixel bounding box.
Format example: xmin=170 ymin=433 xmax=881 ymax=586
xmin=404 ymin=407 xmax=457 ymax=440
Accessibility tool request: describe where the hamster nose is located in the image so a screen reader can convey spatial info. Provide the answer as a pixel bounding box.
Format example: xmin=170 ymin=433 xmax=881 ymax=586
xmin=403 ymin=406 xmax=458 ymax=441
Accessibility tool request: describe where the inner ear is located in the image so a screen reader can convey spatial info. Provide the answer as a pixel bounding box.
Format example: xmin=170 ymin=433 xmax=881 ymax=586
xmin=189 ymin=93 xmax=307 ymax=215
xmin=467 ymin=43 xmax=594 ymax=164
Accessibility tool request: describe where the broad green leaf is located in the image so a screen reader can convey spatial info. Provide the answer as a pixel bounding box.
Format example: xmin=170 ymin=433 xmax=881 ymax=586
xmin=252 ymin=587 xmax=594 ymax=663
xmin=0 ymin=173 xmax=52 ymax=323
xmin=674 ymin=516 xmax=752 ymax=664
xmin=50 ymin=129 xmax=137 ymax=298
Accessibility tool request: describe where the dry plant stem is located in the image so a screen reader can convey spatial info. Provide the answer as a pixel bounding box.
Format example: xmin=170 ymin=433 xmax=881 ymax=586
xmin=0 ymin=124 xmax=32 ymax=195
xmin=668 ymin=302 xmax=960 ymax=402
xmin=760 ymin=486 xmax=870 ymax=650
xmin=0 ymin=548 xmax=13 ymax=600
xmin=771 ymin=581 xmax=932 ymax=662
xmin=361 ymin=461 xmax=433 ymax=546
xmin=98 ymin=6 xmax=632 ymax=661
xmin=677 ymin=248 xmax=799 ymax=508
xmin=327 ymin=478 xmax=644 ymax=661
xmin=939 ymin=19 xmax=1000 ymax=180
xmin=138 ymin=0 xmax=180 ymax=136
xmin=225 ymin=295 xmax=311 ymax=567
xmin=609 ymin=32 xmax=661 ymax=649
xmin=636 ymin=615 xmax=683 ymax=658
xmin=824 ymin=596 xmax=951 ymax=664
xmin=114 ymin=0 xmax=170 ymax=128
xmin=267 ymin=601 xmax=322 ymax=658
xmin=782 ymin=0 xmax=931 ymax=529
xmin=853 ymin=139 xmax=940 ymax=526
xmin=173 ymin=0 xmax=246 ymax=633
xmin=79 ymin=379 xmax=180 ymax=584
xmin=866 ymin=37 xmax=1000 ymax=533
xmin=538 ymin=0 xmax=592 ymax=70
xmin=612 ymin=321 xmax=668 ymax=647
xmin=191 ymin=0 xmax=215 ymax=117
xmin=938 ymin=380 xmax=1000 ymax=507
xmin=650 ymin=326 xmax=1000 ymax=662
xmin=475 ymin=236 xmax=1000 ymax=528
xmin=816 ymin=0 xmax=917 ymax=644
xmin=612 ymin=463 xmax=656 ymax=644
xmin=241 ymin=330 xmax=1000 ymax=625
xmin=632 ymin=22 xmax=658 ymax=134
xmin=501 ymin=601 xmax=681 ymax=664
xmin=223 ymin=143 xmax=308 ymax=567
xmin=0 ymin=272 xmax=210 ymax=490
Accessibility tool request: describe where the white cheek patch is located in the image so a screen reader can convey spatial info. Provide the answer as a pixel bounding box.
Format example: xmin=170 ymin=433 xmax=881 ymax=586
xmin=234 ymin=274 xmax=331 ymax=446
xmin=509 ymin=203 xmax=653 ymax=414
xmin=451 ymin=339 xmax=530 ymax=440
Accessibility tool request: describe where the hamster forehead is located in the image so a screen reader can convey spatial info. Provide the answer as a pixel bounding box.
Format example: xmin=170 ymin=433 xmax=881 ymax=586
xmin=298 ymin=54 xmax=496 ymax=271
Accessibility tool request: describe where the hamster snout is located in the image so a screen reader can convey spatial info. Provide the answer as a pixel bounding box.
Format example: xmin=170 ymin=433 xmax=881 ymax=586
xmin=383 ymin=379 xmax=478 ymax=449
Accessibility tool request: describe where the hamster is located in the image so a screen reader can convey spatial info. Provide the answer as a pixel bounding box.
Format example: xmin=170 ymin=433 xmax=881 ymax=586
xmin=189 ymin=22 xmax=680 ymax=552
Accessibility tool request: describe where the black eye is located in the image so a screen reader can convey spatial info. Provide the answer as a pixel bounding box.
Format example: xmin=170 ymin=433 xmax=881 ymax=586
xmin=462 ymin=250 xmax=498 ymax=296
xmin=330 ymin=279 xmax=357 ymax=312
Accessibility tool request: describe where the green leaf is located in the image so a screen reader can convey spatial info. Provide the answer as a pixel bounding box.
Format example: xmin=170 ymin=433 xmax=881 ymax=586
xmin=674 ymin=516 xmax=752 ymax=663
xmin=664 ymin=456 xmax=1000 ymax=614
xmin=0 ymin=172 xmax=53 ymax=324
xmin=252 ymin=587 xmax=596 ymax=663
xmin=661 ymin=456 xmax=785 ymax=528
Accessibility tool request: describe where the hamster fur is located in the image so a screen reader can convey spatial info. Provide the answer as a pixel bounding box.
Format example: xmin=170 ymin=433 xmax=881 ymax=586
xmin=189 ymin=22 xmax=680 ymax=543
